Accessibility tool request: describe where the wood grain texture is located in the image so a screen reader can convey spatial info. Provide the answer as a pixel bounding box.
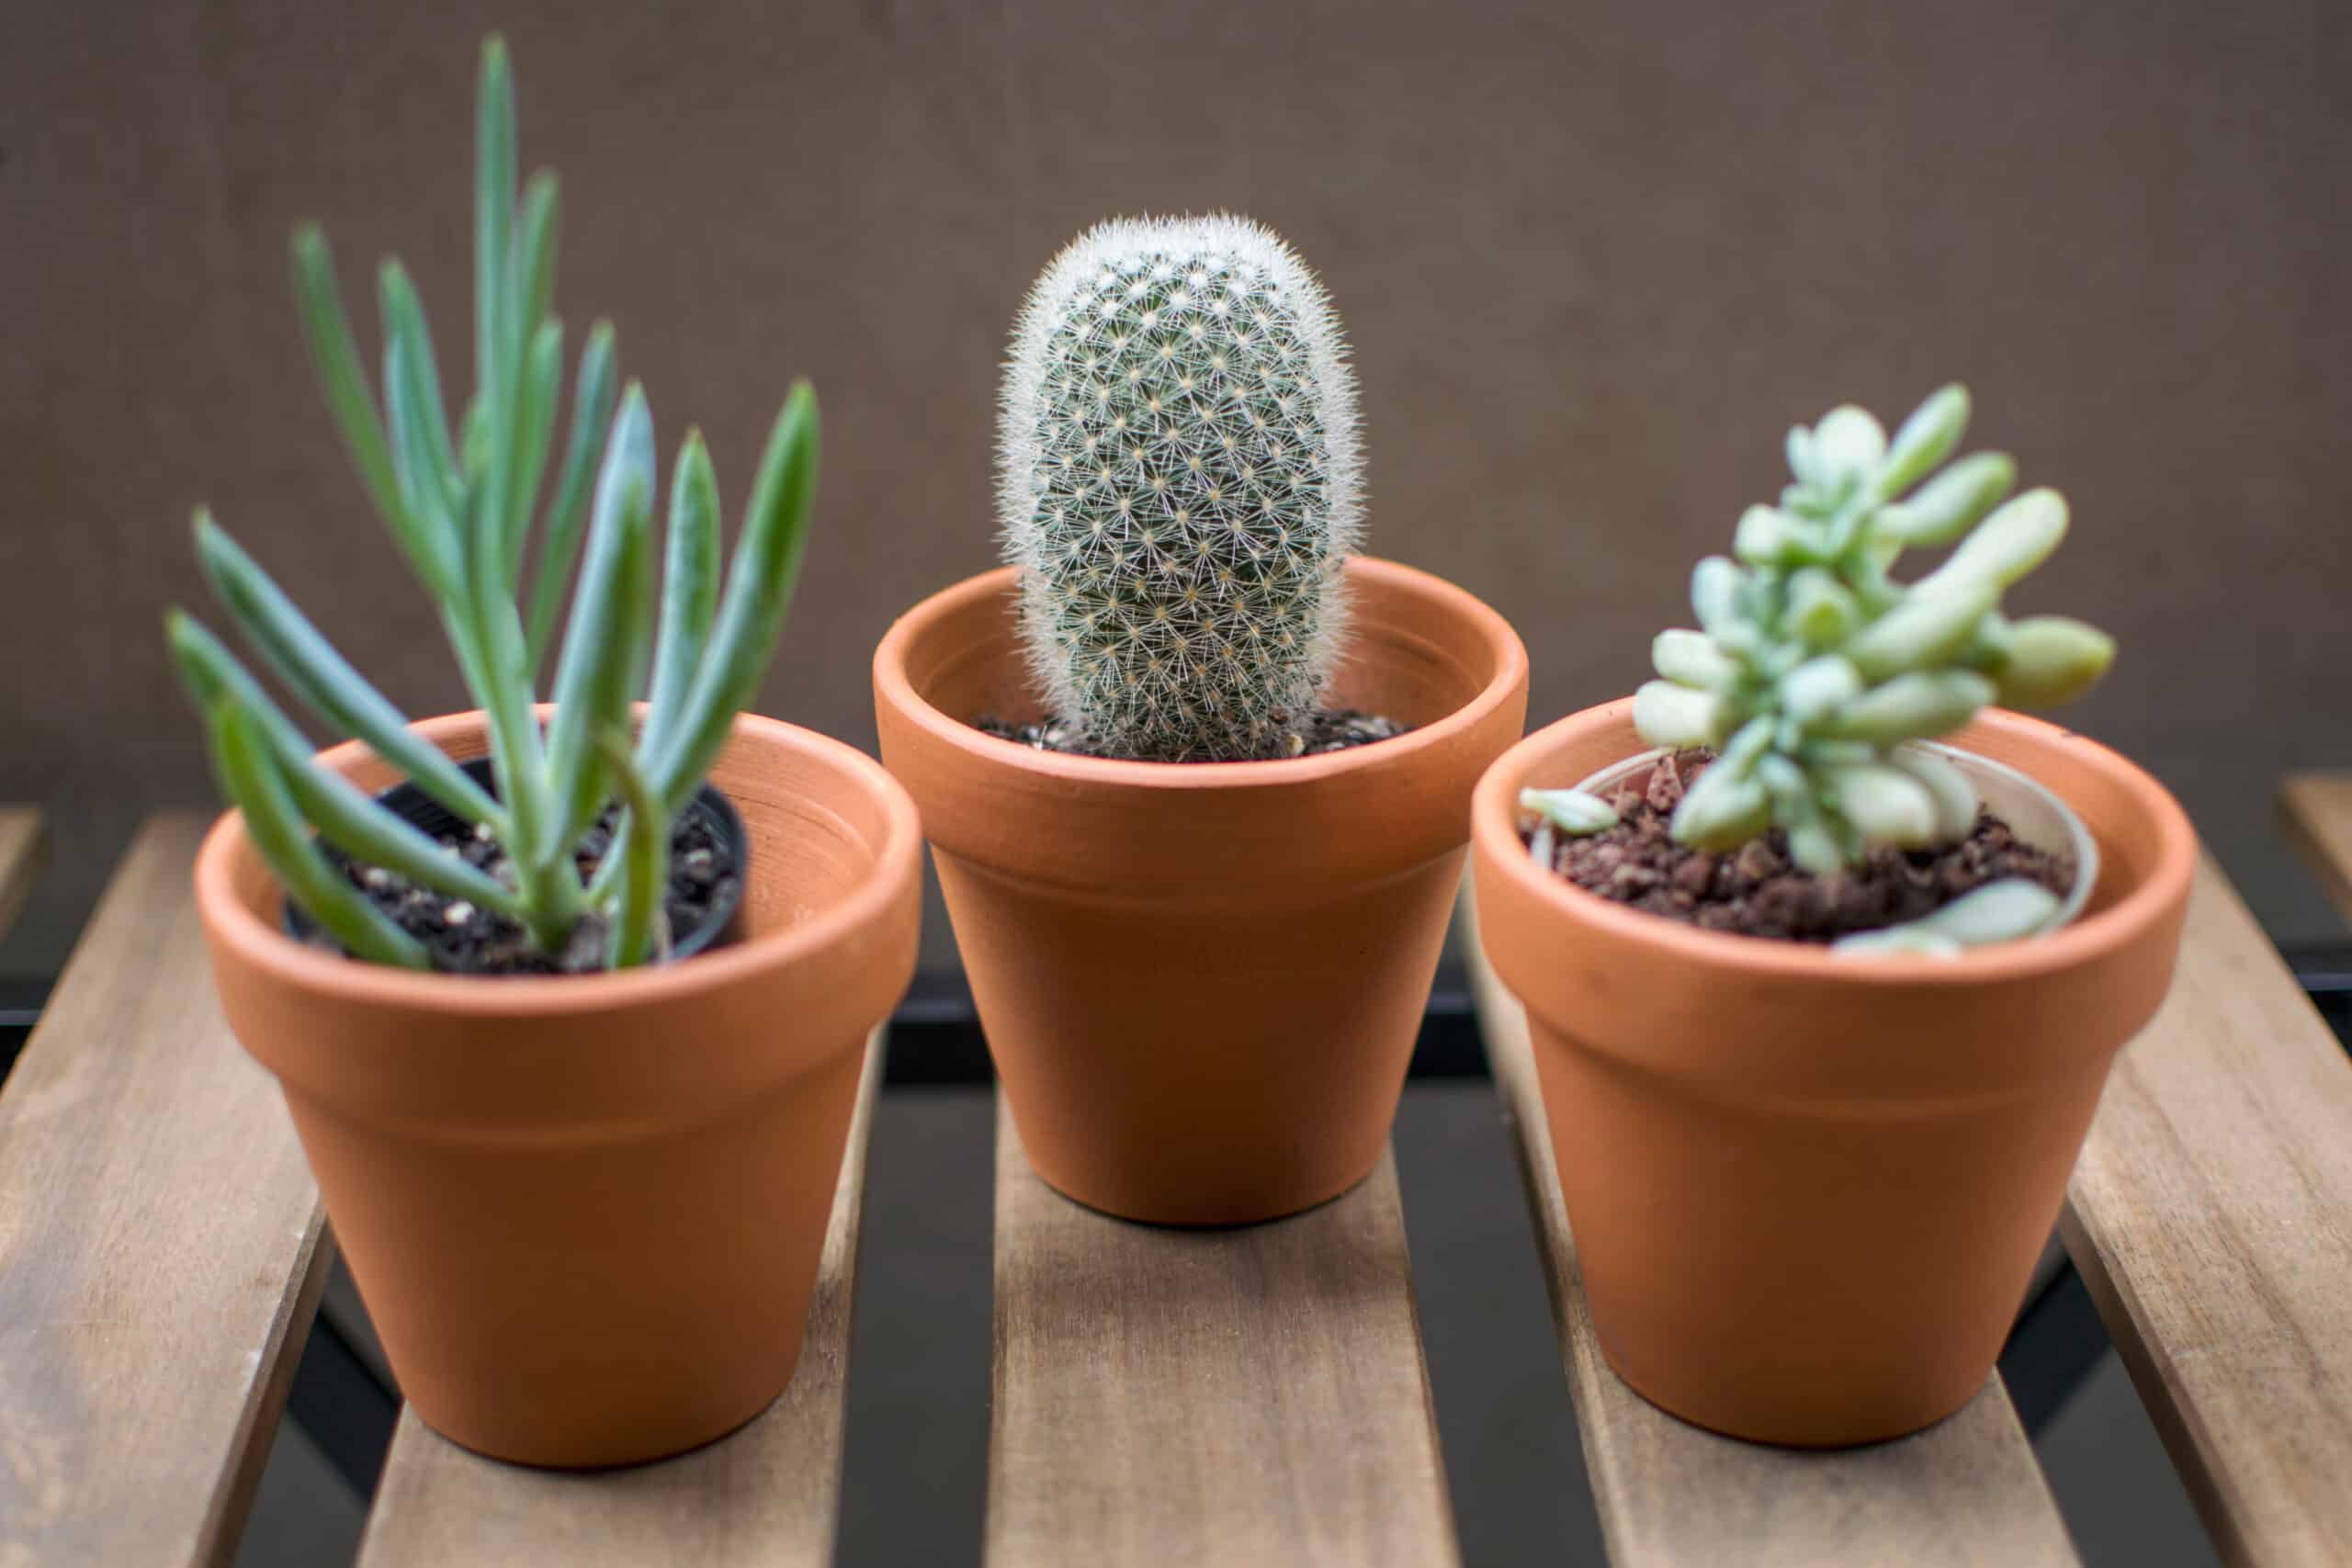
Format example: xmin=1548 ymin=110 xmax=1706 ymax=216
xmin=1461 ymin=892 xmax=2080 ymax=1568
xmin=987 ymin=1100 xmax=1461 ymax=1568
xmin=0 ymin=808 xmax=41 ymax=941
xmin=0 ymin=815 xmax=330 ymax=1568
xmin=2063 ymin=854 xmax=2352 ymax=1568
xmin=353 ymin=1028 xmax=887 ymax=1567
xmin=2278 ymin=773 xmax=2352 ymax=924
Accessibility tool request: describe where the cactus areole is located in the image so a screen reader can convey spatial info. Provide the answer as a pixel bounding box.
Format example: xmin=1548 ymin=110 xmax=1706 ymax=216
xmin=998 ymin=215 xmax=1363 ymax=762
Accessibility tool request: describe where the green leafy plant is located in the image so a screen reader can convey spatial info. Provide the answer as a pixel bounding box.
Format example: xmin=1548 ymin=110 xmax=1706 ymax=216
xmin=1526 ymin=384 xmax=2111 ymax=949
xmin=999 ymin=214 xmax=1361 ymax=761
xmin=165 ymin=37 xmax=820 ymax=972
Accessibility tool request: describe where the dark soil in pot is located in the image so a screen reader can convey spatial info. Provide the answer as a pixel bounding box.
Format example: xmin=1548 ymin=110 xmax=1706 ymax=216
xmin=975 ymin=706 xmax=1408 ymax=759
xmin=1520 ymin=749 xmax=2075 ymax=943
xmin=286 ymin=757 xmax=747 ymax=975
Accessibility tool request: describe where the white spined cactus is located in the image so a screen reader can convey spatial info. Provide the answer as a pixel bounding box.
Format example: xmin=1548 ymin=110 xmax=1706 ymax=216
xmin=998 ymin=215 xmax=1363 ymax=761
xmin=1544 ymin=385 xmax=2113 ymax=950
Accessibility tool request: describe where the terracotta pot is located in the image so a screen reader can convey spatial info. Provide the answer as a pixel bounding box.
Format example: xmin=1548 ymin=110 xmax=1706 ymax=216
xmin=1471 ymin=698 xmax=2196 ymax=1446
xmin=194 ymin=710 xmax=922 ymax=1467
xmin=873 ymin=557 xmax=1528 ymax=1224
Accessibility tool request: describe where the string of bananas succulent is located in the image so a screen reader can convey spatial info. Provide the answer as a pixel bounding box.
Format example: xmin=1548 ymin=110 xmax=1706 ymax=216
xmin=164 ymin=37 xmax=820 ymax=971
xmin=1532 ymin=384 xmax=2111 ymax=880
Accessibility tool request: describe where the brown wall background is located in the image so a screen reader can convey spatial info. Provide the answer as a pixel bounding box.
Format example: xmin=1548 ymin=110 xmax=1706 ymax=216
xmin=5 ymin=0 xmax=2348 ymax=972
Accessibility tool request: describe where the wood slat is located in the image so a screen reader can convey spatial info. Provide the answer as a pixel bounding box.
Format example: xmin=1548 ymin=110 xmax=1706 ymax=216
xmin=2063 ymin=854 xmax=2352 ymax=1568
xmin=1461 ymin=892 xmax=2080 ymax=1568
xmin=0 ymin=815 xmax=330 ymax=1568
xmin=354 ymin=1027 xmax=888 ymax=1567
xmin=0 ymin=807 xmax=44 ymax=940
xmin=987 ymin=1100 xmax=1462 ymax=1567
xmin=2279 ymin=773 xmax=2352 ymax=924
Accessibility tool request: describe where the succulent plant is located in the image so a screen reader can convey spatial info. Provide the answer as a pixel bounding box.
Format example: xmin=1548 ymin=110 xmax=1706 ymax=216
xmin=164 ymin=37 xmax=820 ymax=972
xmin=998 ymin=214 xmax=1362 ymax=761
xmin=1530 ymin=385 xmax=2111 ymax=897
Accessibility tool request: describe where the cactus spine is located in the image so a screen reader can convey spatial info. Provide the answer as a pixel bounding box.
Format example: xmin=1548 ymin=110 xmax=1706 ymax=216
xmin=998 ymin=215 xmax=1362 ymax=761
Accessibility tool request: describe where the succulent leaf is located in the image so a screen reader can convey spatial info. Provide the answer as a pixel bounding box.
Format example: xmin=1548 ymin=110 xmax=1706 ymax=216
xmin=526 ymin=321 xmax=620 ymax=673
xmin=1825 ymin=762 xmax=1939 ymax=847
xmin=474 ymin=35 xmax=516 ymax=407
xmin=1810 ymin=406 xmax=1887 ymax=485
xmin=1885 ymin=745 xmax=1982 ymax=841
xmin=1843 ymin=581 xmax=1997 ymax=681
xmin=1786 ymin=567 xmax=1860 ymax=648
xmin=1992 ymin=616 xmax=2117 ymax=707
xmin=206 ymin=698 xmax=432 ymax=969
xmin=1690 ymin=556 xmax=1747 ymax=642
xmin=649 ymin=381 xmax=821 ymax=812
xmin=1818 ymin=671 xmax=1996 ymax=744
xmin=379 ymin=261 xmax=463 ymax=513
xmin=1873 ymin=452 xmax=2016 ymax=547
xmin=644 ymin=430 xmax=721 ymax=758
xmin=1778 ymin=655 xmax=1861 ymax=724
xmin=1633 ymin=680 xmax=1731 ymax=750
xmin=595 ymin=727 xmax=668 ymax=969
xmin=546 ymin=384 xmax=655 ymax=851
xmin=1521 ymin=787 xmax=1621 ymax=836
xmin=1651 ymin=628 xmax=1739 ymax=692
xmin=1671 ymin=763 xmax=1771 ymax=849
xmin=1832 ymin=878 xmax=2062 ymax=956
xmin=291 ymin=229 xmax=456 ymax=599
xmin=503 ymin=319 xmax=564 ymax=590
xmin=1876 ymin=384 xmax=1971 ymax=499
xmin=1918 ymin=489 xmax=2067 ymax=594
xmin=193 ymin=513 xmax=504 ymax=829
xmin=1785 ymin=425 xmax=1820 ymax=486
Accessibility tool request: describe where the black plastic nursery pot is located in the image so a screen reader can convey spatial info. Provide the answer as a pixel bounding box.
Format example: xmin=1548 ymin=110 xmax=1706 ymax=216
xmin=284 ymin=754 xmax=749 ymax=964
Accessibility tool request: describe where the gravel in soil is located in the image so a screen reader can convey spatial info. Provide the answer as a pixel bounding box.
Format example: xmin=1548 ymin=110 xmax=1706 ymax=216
xmin=312 ymin=803 xmax=740 ymax=975
xmin=1522 ymin=749 xmax=2077 ymax=943
xmin=973 ymin=708 xmax=1408 ymax=759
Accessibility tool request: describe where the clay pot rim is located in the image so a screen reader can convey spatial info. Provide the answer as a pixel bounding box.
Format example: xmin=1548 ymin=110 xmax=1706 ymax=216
xmin=193 ymin=709 xmax=923 ymax=1019
xmin=872 ymin=556 xmax=1530 ymax=794
xmin=1473 ymin=696 xmax=2197 ymax=987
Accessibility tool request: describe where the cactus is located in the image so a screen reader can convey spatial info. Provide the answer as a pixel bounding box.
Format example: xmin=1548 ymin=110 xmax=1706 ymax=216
xmin=998 ymin=215 xmax=1362 ymax=761
xmin=1538 ymin=385 xmax=2113 ymax=890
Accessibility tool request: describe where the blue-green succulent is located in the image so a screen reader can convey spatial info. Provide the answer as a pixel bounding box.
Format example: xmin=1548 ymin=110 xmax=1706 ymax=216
xmin=165 ymin=38 xmax=820 ymax=971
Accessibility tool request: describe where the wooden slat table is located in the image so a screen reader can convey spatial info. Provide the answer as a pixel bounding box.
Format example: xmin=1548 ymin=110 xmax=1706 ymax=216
xmin=2062 ymin=855 xmax=2352 ymax=1567
xmin=3 ymin=809 xmax=2349 ymax=1565
xmin=0 ymin=817 xmax=329 ymax=1568
xmin=988 ymin=1106 xmax=1459 ymax=1567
